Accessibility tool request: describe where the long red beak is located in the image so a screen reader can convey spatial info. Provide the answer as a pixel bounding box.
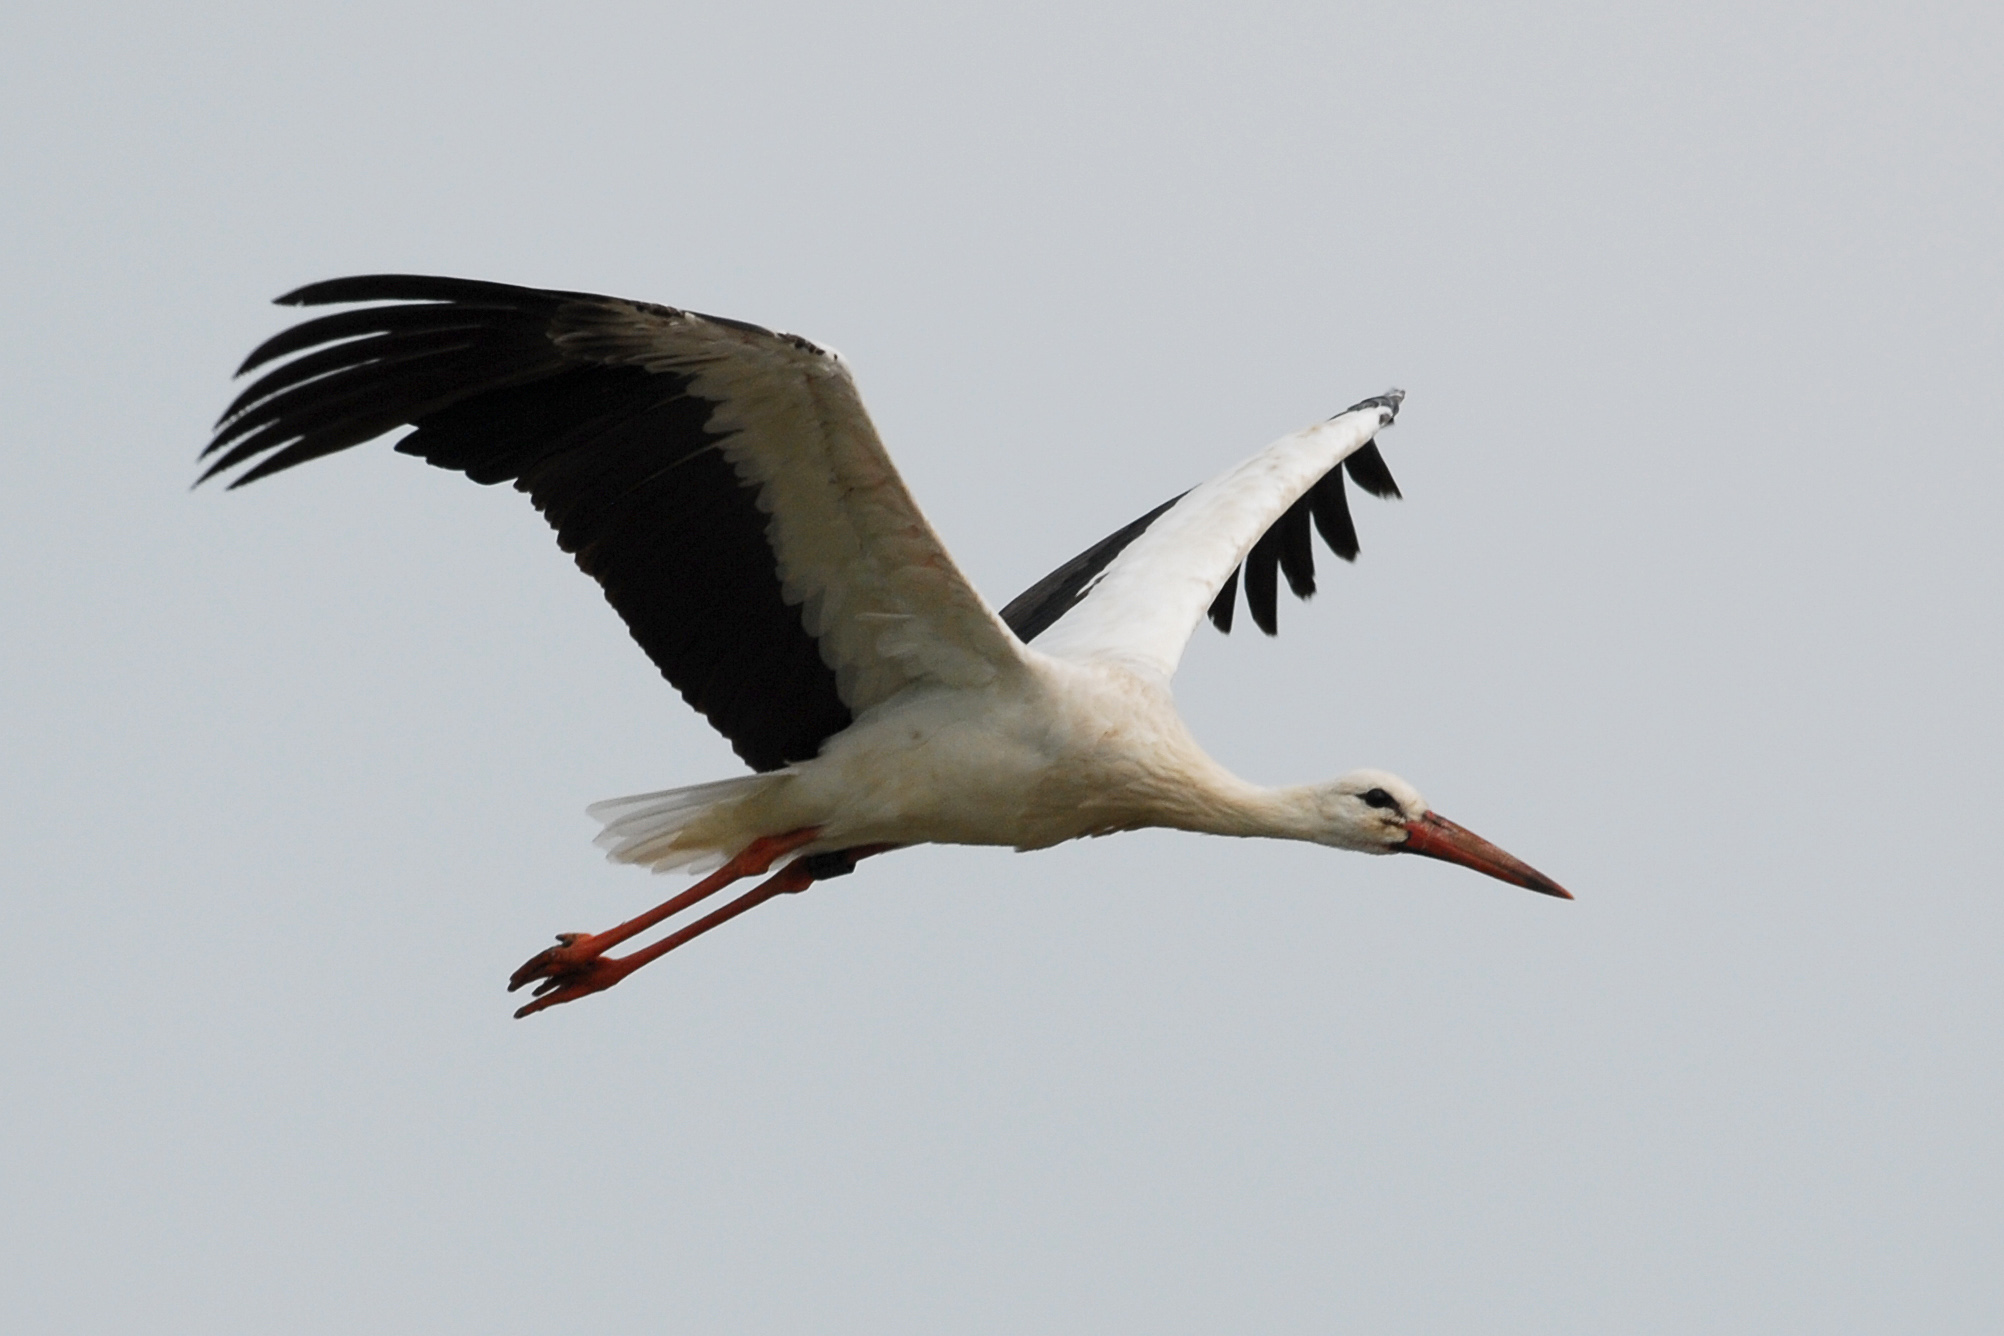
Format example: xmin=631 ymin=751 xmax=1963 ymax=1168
xmin=1397 ymin=811 xmax=1573 ymax=899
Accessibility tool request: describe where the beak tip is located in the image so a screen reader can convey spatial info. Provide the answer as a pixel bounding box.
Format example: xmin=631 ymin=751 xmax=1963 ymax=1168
xmin=1400 ymin=810 xmax=1573 ymax=902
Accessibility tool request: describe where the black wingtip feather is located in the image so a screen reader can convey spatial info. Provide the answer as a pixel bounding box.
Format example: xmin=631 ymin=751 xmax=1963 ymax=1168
xmin=235 ymin=303 xmax=503 ymax=376
xmin=1208 ymin=566 xmax=1239 ymax=634
xmin=1245 ymin=527 xmax=1281 ymax=636
xmin=1277 ymin=495 xmax=1316 ymax=599
xmin=1309 ymin=471 xmax=1360 ymax=561
xmin=1343 ymin=440 xmax=1402 ymax=499
xmin=275 ymin=273 xmax=581 ymax=309
xmin=997 ymin=494 xmax=1184 ymax=643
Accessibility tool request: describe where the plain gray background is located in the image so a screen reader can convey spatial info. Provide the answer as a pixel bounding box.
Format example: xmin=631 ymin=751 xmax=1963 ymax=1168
xmin=4 ymin=2 xmax=1999 ymax=1332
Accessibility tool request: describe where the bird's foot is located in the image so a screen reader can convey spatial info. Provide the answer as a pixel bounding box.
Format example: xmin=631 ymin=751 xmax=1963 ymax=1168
xmin=508 ymin=930 xmax=600 ymax=990
xmin=508 ymin=931 xmax=638 ymax=1018
xmin=503 ymin=829 xmax=827 ymax=1019
xmin=503 ymin=835 xmax=899 ymax=1021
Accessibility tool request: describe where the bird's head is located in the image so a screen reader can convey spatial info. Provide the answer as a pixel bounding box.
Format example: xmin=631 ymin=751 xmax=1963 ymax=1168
xmin=1316 ymin=769 xmax=1572 ymax=899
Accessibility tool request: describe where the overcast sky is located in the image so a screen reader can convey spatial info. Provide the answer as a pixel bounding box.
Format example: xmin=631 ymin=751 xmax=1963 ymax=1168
xmin=4 ymin=3 xmax=2000 ymax=1332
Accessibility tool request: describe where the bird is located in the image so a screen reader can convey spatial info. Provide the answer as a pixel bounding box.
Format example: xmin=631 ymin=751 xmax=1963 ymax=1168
xmin=201 ymin=274 xmax=1570 ymax=1018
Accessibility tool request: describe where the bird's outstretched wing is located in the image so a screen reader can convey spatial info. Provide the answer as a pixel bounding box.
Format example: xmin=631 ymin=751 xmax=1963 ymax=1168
xmin=203 ymin=275 xmax=1025 ymax=771
xmin=998 ymin=394 xmax=1403 ymax=680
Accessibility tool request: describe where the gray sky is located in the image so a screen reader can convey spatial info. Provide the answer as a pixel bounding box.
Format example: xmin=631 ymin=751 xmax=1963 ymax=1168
xmin=4 ymin=2 xmax=2000 ymax=1332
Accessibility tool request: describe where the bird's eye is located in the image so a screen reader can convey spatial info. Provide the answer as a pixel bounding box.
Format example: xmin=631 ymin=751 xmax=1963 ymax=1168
xmin=1360 ymin=787 xmax=1399 ymax=811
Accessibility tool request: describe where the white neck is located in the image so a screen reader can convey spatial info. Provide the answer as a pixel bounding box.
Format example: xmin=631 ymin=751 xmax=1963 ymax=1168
xmin=1147 ymin=766 xmax=1371 ymax=851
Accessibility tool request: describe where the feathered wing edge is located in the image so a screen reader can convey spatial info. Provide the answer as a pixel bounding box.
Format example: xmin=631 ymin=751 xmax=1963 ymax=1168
xmin=1017 ymin=393 xmax=1403 ymax=680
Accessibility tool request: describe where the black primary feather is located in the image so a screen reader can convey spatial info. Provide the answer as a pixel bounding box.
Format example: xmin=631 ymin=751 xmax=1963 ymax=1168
xmin=1207 ymin=566 xmax=1239 ymax=634
xmin=1343 ymin=440 xmax=1402 ymax=499
xmin=1244 ymin=522 xmax=1282 ymax=636
xmin=1277 ymin=494 xmax=1316 ymax=599
xmin=999 ymin=494 xmax=1183 ymax=642
xmin=202 ymin=275 xmax=851 ymax=772
xmin=1308 ymin=470 xmax=1360 ymax=562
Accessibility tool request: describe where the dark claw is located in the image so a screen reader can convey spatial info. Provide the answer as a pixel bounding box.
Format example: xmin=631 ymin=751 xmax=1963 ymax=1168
xmin=507 ymin=931 xmax=598 ymax=993
xmin=511 ymin=955 xmax=633 ymax=1019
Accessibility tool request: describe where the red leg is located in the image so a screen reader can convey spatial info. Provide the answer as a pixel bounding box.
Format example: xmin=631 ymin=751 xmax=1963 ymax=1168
xmin=507 ymin=827 xmax=820 ymax=1000
xmin=508 ymin=836 xmax=905 ymax=1020
xmin=513 ymin=856 xmax=822 ymax=1018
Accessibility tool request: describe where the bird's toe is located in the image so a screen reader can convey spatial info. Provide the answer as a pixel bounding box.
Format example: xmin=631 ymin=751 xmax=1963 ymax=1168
xmin=511 ymin=955 xmax=633 ymax=1018
xmin=507 ymin=931 xmax=602 ymax=993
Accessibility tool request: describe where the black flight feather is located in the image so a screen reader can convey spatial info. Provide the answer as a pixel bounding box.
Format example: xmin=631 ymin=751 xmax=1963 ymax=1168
xmin=1277 ymin=494 xmax=1316 ymax=599
xmin=1308 ymin=470 xmax=1359 ymax=562
xmin=998 ymin=494 xmax=1183 ymax=642
xmin=202 ymin=275 xmax=851 ymax=772
xmin=1343 ymin=440 xmax=1402 ymax=499
xmin=1207 ymin=566 xmax=1239 ymax=634
xmin=1244 ymin=523 xmax=1282 ymax=636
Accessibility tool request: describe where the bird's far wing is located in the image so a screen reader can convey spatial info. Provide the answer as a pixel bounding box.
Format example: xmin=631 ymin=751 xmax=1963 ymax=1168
xmin=203 ymin=275 xmax=1026 ymax=771
xmin=1001 ymin=393 xmax=1404 ymax=681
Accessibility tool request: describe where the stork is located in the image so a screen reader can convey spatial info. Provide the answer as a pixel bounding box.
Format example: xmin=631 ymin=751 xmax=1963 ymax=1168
xmin=202 ymin=275 xmax=1570 ymax=1019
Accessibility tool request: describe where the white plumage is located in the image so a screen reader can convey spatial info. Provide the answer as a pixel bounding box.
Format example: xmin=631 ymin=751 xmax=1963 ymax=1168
xmin=203 ymin=274 xmax=1569 ymax=1018
xmin=1032 ymin=409 xmax=1390 ymax=678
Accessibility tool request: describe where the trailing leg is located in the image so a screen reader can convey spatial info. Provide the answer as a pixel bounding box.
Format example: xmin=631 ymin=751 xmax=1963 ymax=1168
xmin=506 ymin=828 xmax=821 ymax=1012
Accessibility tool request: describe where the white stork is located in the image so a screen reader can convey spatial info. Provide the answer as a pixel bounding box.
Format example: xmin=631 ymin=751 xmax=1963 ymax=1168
xmin=202 ymin=275 xmax=1570 ymax=1018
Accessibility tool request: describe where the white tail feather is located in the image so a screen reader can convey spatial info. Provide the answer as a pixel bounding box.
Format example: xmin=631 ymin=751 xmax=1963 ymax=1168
xmin=587 ymin=774 xmax=783 ymax=874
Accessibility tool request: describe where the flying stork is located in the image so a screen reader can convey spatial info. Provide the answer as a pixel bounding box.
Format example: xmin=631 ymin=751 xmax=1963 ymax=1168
xmin=201 ymin=275 xmax=1570 ymax=1019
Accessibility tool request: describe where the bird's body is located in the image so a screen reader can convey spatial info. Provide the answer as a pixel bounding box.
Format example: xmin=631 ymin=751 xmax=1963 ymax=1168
xmin=203 ymin=274 xmax=1568 ymax=1016
xmin=601 ymin=655 xmax=1311 ymax=867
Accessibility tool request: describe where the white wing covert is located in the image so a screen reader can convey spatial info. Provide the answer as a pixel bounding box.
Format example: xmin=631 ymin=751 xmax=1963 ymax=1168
xmin=550 ymin=298 xmax=1026 ymax=710
xmin=1005 ymin=394 xmax=1404 ymax=681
